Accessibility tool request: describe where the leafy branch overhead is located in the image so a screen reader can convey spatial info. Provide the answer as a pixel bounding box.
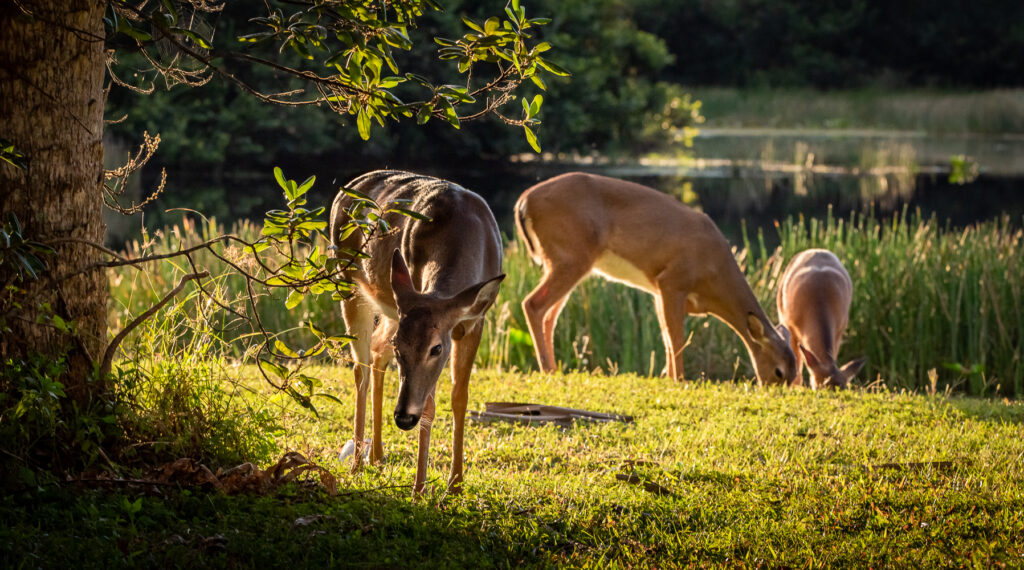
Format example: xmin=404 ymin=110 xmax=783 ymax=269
xmin=108 ymin=0 xmax=568 ymax=150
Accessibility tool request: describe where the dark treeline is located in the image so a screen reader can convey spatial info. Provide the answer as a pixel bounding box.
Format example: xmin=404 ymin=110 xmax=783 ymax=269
xmin=641 ymin=0 xmax=1024 ymax=88
xmin=105 ymin=0 xmax=1024 ymax=234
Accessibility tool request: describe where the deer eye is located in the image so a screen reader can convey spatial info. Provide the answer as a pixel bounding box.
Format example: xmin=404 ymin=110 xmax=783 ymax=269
xmin=429 ymin=344 xmax=442 ymax=357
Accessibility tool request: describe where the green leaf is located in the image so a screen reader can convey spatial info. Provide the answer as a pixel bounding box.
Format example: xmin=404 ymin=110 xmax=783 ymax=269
xmin=160 ymin=0 xmax=179 ymax=24
xmin=440 ymin=99 xmax=460 ymax=129
xmin=537 ymin=57 xmax=571 ymax=76
xmin=275 ymin=339 xmax=299 ymax=358
xmin=285 ymin=290 xmax=304 ymax=310
xmin=296 ymin=175 xmax=316 ymax=197
xmin=530 ymin=94 xmax=544 ymax=117
xmin=530 ymin=75 xmax=547 ymax=91
xmin=273 ymin=167 xmax=287 ymax=191
xmin=308 ymin=321 xmax=326 ymax=338
xmin=170 ymin=27 xmax=212 ymax=49
xmin=259 ymin=358 xmax=287 ymax=379
xmin=340 ymin=186 xmax=373 ymax=201
xmin=524 ymin=125 xmax=541 ymax=153
xmin=356 ymin=108 xmax=371 ymax=140
xmin=508 ymin=326 xmax=534 ymax=348
xmin=387 ymin=207 xmax=432 ymax=221
xmin=117 ymin=18 xmax=153 ymax=42
xmin=416 ymin=104 xmax=432 ymax=125
xmin=314 ymin=392 xmax=345 ymax=405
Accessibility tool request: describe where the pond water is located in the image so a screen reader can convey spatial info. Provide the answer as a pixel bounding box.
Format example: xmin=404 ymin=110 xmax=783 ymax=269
xmin=440 ymin=128 xmax=1024 ymax=244
xmin=116 ymin=129 xmax=1024 ymax=247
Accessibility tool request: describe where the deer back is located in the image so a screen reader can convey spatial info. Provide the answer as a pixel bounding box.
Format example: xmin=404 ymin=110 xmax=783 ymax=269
xmin=777 ymin=248 xmax=864 ymax=387
xmin=330 ymin=170 xmax=503 ymax=312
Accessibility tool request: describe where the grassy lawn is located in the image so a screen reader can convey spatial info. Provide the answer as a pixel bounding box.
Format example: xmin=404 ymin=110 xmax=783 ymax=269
xmin=3 ymin=366 xmax=1023 ymax=568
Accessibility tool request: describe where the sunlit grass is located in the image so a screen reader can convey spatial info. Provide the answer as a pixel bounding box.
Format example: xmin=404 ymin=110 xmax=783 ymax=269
xmin=4 ymin=366 xmax=1023 ymax=567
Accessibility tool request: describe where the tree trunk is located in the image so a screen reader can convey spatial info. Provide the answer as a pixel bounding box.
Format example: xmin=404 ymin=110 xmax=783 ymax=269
xmin=0 ymin=2 xmax=108 ymax=401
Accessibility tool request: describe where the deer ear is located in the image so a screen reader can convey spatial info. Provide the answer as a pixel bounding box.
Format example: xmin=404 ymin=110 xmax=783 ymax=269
xmin=775 ymin=323 xmax=791 ymax=344
xmin=451 ymin=274 xmax=505 ymax=322
xmin=840 ymin=356 xmax=867 ymax=382
xmin=390 ymin=249 xmax=417 ymax=305
xmin=798 ymin=345 xmax=821 ymax=369
xmin=747 ymin=313 xmax=766 ymax=342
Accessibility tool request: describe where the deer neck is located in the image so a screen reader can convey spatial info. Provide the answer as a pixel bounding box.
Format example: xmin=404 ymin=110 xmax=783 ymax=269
xmin=805 ymin=315 xmax=837 ymax=364
xmin=698 ymin=263 xmax=773 ymax=354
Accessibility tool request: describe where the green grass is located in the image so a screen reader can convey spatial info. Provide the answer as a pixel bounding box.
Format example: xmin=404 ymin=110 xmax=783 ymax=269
xmin=691 ymin=87 xmax=1024 ymax=134
xmin=3 ymin=367 xmax=1023 ymax=567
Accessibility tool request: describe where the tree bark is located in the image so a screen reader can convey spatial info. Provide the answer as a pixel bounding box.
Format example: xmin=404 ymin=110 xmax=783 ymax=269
xmin=0 ymin=2 xmax=108 ymax=400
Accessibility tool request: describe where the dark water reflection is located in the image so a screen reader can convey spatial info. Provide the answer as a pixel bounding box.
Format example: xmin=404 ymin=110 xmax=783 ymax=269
xmin=427 ymin=162 xmax=1024 ymax=247
xmin=119 ymin=130 xmax=1024 ymax=247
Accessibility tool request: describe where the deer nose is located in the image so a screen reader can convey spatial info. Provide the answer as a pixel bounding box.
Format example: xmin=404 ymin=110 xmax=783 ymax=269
xmin=394 ymin=411 xmax=420 ymax=431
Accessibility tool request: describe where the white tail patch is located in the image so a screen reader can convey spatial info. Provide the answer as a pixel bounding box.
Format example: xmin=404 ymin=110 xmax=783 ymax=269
xmin=522 ymin=216 xmax=543 ymax=265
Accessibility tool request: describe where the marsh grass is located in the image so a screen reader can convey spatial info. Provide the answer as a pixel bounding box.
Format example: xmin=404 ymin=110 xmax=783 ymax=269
xmin=479 ymin=208 xmax=1024 ymax=397
xmin=111 ymin=209 xmax=1023 ymax=396
xmin=4 ymin=368 xmax=1023 ymax=567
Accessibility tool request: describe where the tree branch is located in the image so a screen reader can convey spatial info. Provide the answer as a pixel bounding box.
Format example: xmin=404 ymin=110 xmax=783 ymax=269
xmin=101 ymin=270 xmax=209 ymax=378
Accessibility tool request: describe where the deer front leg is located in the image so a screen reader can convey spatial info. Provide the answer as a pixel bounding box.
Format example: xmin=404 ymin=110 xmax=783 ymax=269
xmin=655 ymin=288 xmax=690 ymax=381
xmin=789 ymin=331 xmax=805 ymax=387
xmin=447 ymin=323 xmax=483 ymax=494
xmin=342 ymin=299 xmax=373 ymax=472
xmin=369 ymin=317 xmax=397 ymax=464
xmin=414 ymin=388 xmax=436 ymax=495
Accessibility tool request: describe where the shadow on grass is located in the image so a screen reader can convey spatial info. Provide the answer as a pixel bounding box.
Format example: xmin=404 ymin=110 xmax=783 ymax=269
xmin=0 ymin=483 xmax=518 ymax=569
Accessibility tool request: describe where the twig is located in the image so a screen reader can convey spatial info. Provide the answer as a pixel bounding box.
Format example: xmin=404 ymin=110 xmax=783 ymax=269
xmin=46 ymin=237 xmax=136 ymax=265
xmin=100 ymin=270 xmax=209 ymax=378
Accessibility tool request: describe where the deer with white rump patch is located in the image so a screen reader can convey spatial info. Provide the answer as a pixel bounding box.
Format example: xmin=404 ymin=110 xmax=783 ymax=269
xmin=330 ymin=170 xmax=504 ymax=494
xmin=776 ymin=248 xmax=866 ymax=389
xmin=514 ymin=172 xmax=797 ymax=385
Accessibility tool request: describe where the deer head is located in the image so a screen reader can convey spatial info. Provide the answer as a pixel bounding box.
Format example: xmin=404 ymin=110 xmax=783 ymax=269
xmin=388 ymin=250 xmax=504 ymax=430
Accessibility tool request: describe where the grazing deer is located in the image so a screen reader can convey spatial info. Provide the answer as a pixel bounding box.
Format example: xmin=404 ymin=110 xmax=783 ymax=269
xmin=330 ymin=170 xmax=504 ymax=494
xmin=776 ymin=249 xmax=866 ymax=389
xmin=514 ymin=172 xmax=796 ymax=385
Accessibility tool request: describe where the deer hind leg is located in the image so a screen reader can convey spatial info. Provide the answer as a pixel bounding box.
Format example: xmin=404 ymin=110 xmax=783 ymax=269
xmin=447 ymin=321 xmax=483 ymax=494
xmin=341 ymin=298 xmax=374 ymax=472
xmin=655 ymin=288 xmax=690 ymax=381
xmin=522 ymin=261 xmax=589 ymax=373
xmin=368 ymin=317 xmax=397 ymax=465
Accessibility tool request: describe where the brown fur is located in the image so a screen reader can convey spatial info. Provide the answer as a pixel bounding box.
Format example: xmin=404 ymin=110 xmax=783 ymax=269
xmin=514 ymin=172 xmax=796 ymax=385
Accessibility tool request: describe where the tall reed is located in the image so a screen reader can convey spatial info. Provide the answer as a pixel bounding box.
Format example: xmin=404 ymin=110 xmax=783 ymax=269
xmin=111 ymin=210 xmax=1024 ymax=396
xmin=480 ymin=208 xmax=1024 ymax=397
